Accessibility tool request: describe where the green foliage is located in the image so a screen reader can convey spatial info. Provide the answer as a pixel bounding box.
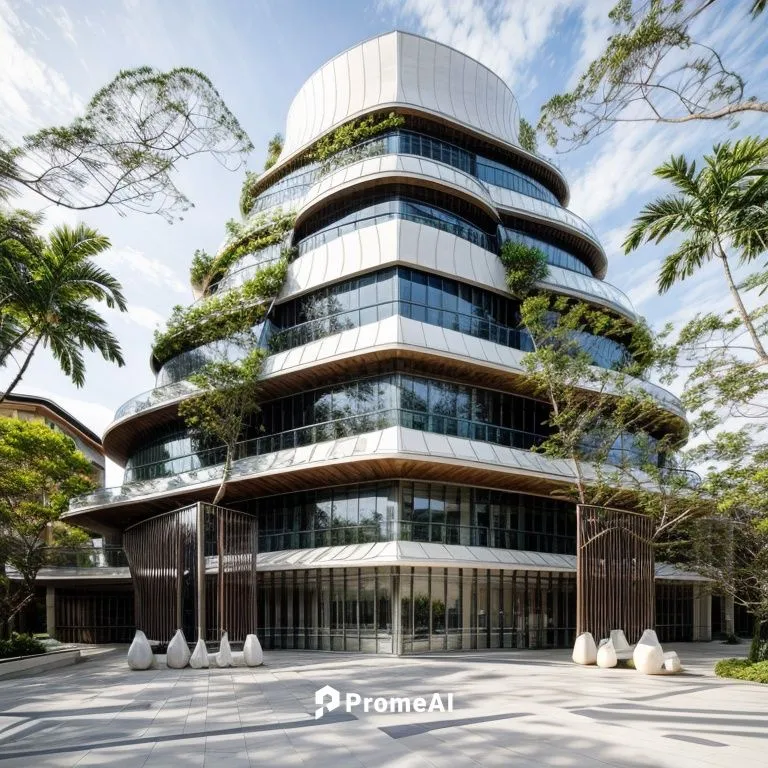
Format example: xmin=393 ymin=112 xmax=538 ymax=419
xmin=0 ymin=219 xmax=126 ymax=399
xmin=0 ymin=633 xmax=46 ymax=658
xmin=518 ymin=118 xmax=538 ymax=154
xmin=189 ymin=249 xmax=216 ymax=291
xmin=154 ymin=256 xmax=289 ymax=366
xmin=179 ymin=348 xmax=267 ymax=504
xmin=538 ymin=1 xmax=765 ymax=150
xmin=498 ymin=240 xmax=549 ymax=297
xmin=1 ymin=66 xmax=252 ymax=220
xmin=519 ymin=294 xmax=676 ymax=506
xmin=715 ymin=658 xmax=768 ymax=683
xmin=308 ymin=112 xmax=405 ymax=163
xmin=264 ymin=133 xmax=283 ymax=170
xmin=0 ymin=417 xmax=93 ymax=632
xmin=190 ymin=208 xmax=295 ymax=292
xmin=625 ymin=137 xmax=768 ymax=372
xmin=238 ymin=113 xmax=404 ymax=217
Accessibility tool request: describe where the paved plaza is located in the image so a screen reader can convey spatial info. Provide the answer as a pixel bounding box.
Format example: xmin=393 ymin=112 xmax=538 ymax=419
xmin=0 ymin=643 xmax=765 ymax=767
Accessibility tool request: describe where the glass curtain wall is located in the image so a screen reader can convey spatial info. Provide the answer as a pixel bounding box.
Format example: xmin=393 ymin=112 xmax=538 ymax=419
xmin=243 ymin=482 xmax=575 ymax=556
xmin=256 ymin=566 xmax=577 ymax=653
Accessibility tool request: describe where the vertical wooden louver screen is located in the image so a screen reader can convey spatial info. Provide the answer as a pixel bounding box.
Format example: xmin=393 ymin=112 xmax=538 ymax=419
xmin=124 ymin=502 xmax=258 ymax=644
xmin=576 ymin=505 xmax=654 ymax=644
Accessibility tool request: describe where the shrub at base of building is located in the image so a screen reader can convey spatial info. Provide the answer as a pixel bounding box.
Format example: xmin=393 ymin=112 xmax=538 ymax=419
xmin=715 ymin=658 xmax=768 ymax=684
xmin=0 ymin=633 xmax=47 ymax=658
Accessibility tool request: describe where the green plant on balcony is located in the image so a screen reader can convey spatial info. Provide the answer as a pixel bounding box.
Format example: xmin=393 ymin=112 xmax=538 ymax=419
xmin=499 ymin=240 xmax=549 ymax=297
xmin=154 ymin=257 xmax=289 ymax=366
xmin=238 ymin=113 xmax=405 ymax=216
xmin=189 ymin=208 xmax=296 ymax=292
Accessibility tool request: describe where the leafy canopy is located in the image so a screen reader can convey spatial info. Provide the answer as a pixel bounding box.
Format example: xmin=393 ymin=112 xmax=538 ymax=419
xmin=1 ymin=67 xmax=252 ymax=221
xmin=0 ymin=220 xmax=126 ymax=400
xmin=0 ymin=417 xmax=94 ymax=628
xmin=498 ymin=240 xmax=549 ymax=297
xmin=624 ymin=136 xmax=768 ymax=362
xmin=178 ymin=348 xmax=267 ymax=505
xmin=539 ymin=0 xmax=767 ymax=150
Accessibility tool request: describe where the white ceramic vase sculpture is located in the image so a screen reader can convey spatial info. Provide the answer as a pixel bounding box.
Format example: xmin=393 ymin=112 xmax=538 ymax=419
xmin=127 ymin=629 xmax=154 ymax=670
xmin=190 ymin=638 xmax=210 ymax=669
xmin=166 ymin=629 xmax=191 ymax=669
xmin=596 ymin=639 xmax=618 ymax=668
xmin=663 ymin=651 xmax=682 ymax=673
xmin=633 ymin=629 xmax=664 ymax=674
xmin=215 ymin=631 xmax=233 ymax=668
xmin=243 ymin=634 xmax=263 ymax=667
xmin=572 ymin=632 xmax=597 ymax=665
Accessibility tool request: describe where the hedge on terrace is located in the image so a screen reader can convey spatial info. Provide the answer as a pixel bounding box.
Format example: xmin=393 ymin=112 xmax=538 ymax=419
xmin=154 ymin=257 xmax=288 ymax=366
xmin=238 ymin=112 xmax=405 ymax=216
xmin=189 ymin=208 xmax=296 ymax=292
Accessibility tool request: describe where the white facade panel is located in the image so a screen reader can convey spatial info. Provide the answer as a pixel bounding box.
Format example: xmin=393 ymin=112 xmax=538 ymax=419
xmin=279 ymin=32 xmax=521 ymax=162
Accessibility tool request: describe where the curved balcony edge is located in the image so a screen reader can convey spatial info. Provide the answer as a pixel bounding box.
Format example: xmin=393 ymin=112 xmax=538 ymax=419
xmin=69 ymin=425 xmax=651 ymax=518
xmin=103 ymin=315 xmax=685 ymax=471
xmin=294 ymin=153 xmax=500 ymax=236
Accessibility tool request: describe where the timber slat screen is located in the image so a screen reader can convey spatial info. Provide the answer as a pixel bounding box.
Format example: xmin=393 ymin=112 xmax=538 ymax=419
xmin=124 ymin=503 xmax=258 ymax=643
xmin=576 ymin=505 xmax=654 ymax=644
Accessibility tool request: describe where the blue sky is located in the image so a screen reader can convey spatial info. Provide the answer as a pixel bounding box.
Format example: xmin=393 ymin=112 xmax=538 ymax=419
xmin=1 ymin=0 xmax=766 ymax=483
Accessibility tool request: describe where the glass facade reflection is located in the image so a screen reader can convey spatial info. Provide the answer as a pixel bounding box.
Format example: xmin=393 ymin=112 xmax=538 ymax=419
xmin=296 ymin=189 xmax=497 ymax=253
xmin=256 ymin=566 xmax=576 ymax=653
xmin=124 ymin=373 xmax=552 ymax=482
xmin=269 ymin=267 xmax=630 ymax=369
xmin=247 ymin=128 xmax=561 ymax=218
xmin=244 ymin=481 xmax=575 ymax=555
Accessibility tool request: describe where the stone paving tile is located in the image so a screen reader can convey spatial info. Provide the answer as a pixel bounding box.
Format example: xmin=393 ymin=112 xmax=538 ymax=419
xmin=0 ymin=643 xmax=764 ymax=767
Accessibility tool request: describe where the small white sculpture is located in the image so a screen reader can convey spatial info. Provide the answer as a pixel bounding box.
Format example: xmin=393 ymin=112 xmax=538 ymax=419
xmin=610 ymin=629 xmax=632 ymax=654
xmin=243 ymin=634 xmax=263 ymax=667
xmin=596 ymin=639 xmax=618 ymax=668
xmin=215 ymin=631 xmax=233 ymax=668
xmin=190 ymin=638 xmax=209 ymax=669
xmin=166 ymin=629 xmax=191 ymax=669
xmin=127 ymin=629 xmax=154 ymax=670
xmin=637 ymin=628 xmax=660 ymax=647
xmin=633 ymin=628 xmax=664 ymax=674
xmin=572 ymin=632 xmax=597 ymax=665
xmin=663 ymin=651 xmax=682 ymax=673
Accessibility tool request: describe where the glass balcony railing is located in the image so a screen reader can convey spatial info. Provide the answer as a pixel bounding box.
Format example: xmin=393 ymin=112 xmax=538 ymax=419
xmin=298 ymin=208 xmax=497 ymax=255
xmin=71 ymin=408 xmax=546 ymax=511
xmin=258 ymin=521 xmax=574 ymax=554
xmin=113 ymin=380 xmax=200 ymax=422
xmin=38 ymin=523 xmax=576 ymax=565
xmin=40 ymin=546 xmax=129 ymax=569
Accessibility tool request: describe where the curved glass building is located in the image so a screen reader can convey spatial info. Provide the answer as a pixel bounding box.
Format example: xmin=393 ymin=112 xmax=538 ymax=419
xmin=64 ymin=32 xmax=711 ymax=652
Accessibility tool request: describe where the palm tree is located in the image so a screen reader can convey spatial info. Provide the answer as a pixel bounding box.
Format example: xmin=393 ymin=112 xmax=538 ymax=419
xmin=624 ymin=137 xmax=768 ymax=362
xmin=0 ymin=223 xmax=127 ymax=401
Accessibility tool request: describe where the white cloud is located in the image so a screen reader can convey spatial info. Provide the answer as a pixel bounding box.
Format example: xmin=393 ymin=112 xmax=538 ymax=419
xmin=43 ymin=5 xmax=76 ymax=47
xmin=0 ymin=0 xmax=81 ymax=137
xmin=623 ymin=257 xmax=663 ymax=310
xmin=384 ymin=0 xmax=578 ymax=91
xmin=101 ymin=246 xmax=188 ymax=295
xmin=121 ymin=304 xmax=166 ymax=331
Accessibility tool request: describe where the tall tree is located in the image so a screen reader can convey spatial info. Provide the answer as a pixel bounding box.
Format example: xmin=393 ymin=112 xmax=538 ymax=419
xmin=518 ymin=294 xmax=681 ymax=510
xmin=178 ymin=348 xmax=266 ymax=507
xmin=0 ymin=417 xmax=93 ymax=634
xmin=624 ymin=137 xmax=768 ymax=363
xmin=1 ymin=67 xmax=253 ymax=221
xmin=0 ymin=222 xmax=127 ymax=401
xmin=539 ymin=0 xmax=766 ymax=150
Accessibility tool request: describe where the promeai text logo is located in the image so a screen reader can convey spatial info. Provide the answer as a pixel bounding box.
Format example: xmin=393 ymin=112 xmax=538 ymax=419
xmin=314 ymin=684 xmax=454 ymax=719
